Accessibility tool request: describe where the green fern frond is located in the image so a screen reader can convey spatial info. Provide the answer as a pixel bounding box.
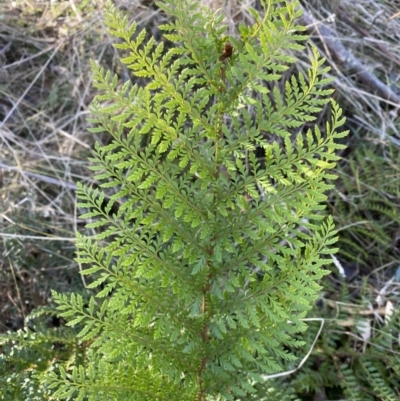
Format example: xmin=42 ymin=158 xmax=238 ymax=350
xmin=44 ymin=0 xmax=348 ymax=399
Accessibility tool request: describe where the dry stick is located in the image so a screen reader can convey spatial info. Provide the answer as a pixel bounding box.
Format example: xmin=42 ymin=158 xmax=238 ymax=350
xmin=0 ymin=162 xmax=76 ymax=190
xmin=298 ymin=8 xmax=400 ymax=108
xmin=260 ymin=318 xmax=325 ymax=381
xmin=338 ymin=13 xmax=400 ymax=70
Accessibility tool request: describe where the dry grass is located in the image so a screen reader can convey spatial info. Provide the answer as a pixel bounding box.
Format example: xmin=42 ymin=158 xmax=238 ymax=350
xmin=1 ymin=0 xmax=115 ymax=330
xmin=0 ymin=0 xmax=399 ymax=336
xmin=301 ymin=0 xmax=400 ymax=145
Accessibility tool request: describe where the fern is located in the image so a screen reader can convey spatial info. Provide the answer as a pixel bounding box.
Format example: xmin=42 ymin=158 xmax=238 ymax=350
xmin=361 ymin=359 xmax=399 ymax=401
xmin=44 ymin=0 xmax=347 ymax=399
xmin=0 ymin=306 xmax=85 ymax=401
xmin=340 ymin=363 xmax=365 ymax=401
xmin=274 ymin=280 xmax=400 ymax=401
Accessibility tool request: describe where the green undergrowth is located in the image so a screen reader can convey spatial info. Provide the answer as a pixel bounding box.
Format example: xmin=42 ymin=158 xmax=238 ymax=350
xmin=0 ymin=306 xmax=86 ymax=401
xmin=329 ymin=142 xmax=400 ymax=273
xmin=256 ymin=278 xmax=400 ymax=401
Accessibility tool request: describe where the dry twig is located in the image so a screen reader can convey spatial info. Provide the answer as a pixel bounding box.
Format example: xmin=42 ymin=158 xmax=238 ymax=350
xmin=298 ymin=7 xmax=400 ymax=108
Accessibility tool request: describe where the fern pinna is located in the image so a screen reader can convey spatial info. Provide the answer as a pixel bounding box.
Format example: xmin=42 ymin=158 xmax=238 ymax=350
xmin=47 ymin=0 xmax=347 ymax=399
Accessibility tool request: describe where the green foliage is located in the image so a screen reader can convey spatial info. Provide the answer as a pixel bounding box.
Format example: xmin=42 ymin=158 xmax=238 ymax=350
xmin=262 ymin=281 xmax=400 ymax=401
xmin=301 ymin=142 xmax=400 ymax=399
xmin=275 ymin=142 xmax=400 ymax=401
xmin=44 ymin=0 xmax=347 ymax=399
xmin=0 ymin=307 xmax=86 ymax=401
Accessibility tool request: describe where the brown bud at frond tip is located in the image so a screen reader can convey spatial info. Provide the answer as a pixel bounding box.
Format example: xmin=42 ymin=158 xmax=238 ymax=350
xmin=219 ymin=42 xmax=233 ymax=62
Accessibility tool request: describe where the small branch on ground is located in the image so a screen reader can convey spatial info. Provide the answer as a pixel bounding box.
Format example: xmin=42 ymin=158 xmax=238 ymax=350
xmin=298 ymin=7 xmax=400 ymax=108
